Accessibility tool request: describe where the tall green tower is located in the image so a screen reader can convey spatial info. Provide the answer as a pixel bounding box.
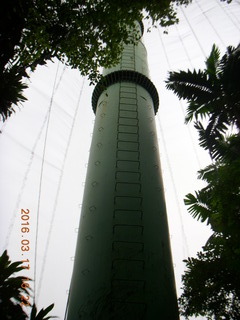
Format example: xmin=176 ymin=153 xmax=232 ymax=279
xmin=65 ymin=22 xmax=179 ymax=319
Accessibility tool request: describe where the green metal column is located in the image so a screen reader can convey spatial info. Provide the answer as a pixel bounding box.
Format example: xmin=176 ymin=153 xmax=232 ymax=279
xmin=66 ymin=22 xmax=179 ymax=320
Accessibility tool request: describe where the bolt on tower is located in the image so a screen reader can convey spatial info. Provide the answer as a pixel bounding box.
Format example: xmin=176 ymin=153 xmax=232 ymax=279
xmin=66 ymin=21 xmax=179 ymax=320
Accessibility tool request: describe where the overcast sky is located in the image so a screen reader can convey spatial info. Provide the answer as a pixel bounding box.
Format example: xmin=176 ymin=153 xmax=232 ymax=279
xmin=1 ymin=1 xmax=240 ymax=319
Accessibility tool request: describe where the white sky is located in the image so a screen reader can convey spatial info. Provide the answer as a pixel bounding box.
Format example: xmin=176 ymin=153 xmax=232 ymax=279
xmin=0 ymin=0 xmax=239 ymax=319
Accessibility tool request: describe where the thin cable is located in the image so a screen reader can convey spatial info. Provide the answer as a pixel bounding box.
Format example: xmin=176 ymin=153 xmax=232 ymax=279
xmin=195 ymin=0 xmax=226 ymax=48
xmin=36 ymin=77 xmax=86 ymax=300
xmin=173 ymin=23 xmax=203 ymax=169
xmin=179 ymin=5 xmax=207 ymax=57
xmin=156 ymin=27 xmax=190 ymax=257
xmin=156 ymin=27 xmax=171 ymax=69
xmin=4 ymin=114 xmax=57 ymax=249
xmin=157 ymin=116 xmax=190 ymax=258
xmin=214 ymin=0 xmax=240 ymax=32
xmin=55 ymin=64 xmax=67 ymax=92
xmin=4 ymin=64 xmax=67 ymax=250
xmin=175 ymin=24 xmax=194 ymax=69
xmin=33 ymin=61 xmax=60 ymax=305
xmin=227 ymin=0 xmax=240 ymax=25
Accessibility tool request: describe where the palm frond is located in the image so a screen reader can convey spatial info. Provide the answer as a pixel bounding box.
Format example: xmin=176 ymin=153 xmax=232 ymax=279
xmin=185 ymin=102 xmax=211 ymax=123
xmin=166 ymin=69 xmax=213 ymax=101
xmin=184 ymin=191 xmax=213 ymax=223
xmin=0 ymin=251 xmax=29 ymax=319
xmin=197 ymin=163 xmax=220 ymax=182
xmin=166 ymin=44 xmax=240 ymax=140
xmin=220 ymin=44 xmax=240 ymax=88
xmin=220 ymin=44 xmax=240 ymax=130
xmin=194 ymin=121 xmax=219 ymax=157
xmin=220 ymin=134 xmax=240 ymax=161
xmin=0 ymin=251 xmax=25 ymax=283
xmin=30 ymin=303 xmax=57 ymax=320
xmin=194 ymin=119 xmax=230 ymax=160
xmin=205 ymin=44 xmax=221 ymax=80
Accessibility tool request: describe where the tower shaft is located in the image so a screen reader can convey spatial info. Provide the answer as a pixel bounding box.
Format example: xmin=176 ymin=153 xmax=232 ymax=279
xmin=66 ymin=22 xmax=179 ymax=319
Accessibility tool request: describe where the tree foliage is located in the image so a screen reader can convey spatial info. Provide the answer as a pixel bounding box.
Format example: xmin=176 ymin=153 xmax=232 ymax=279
xmin=0 ymin=0 xmax=194 ymax=121
xmin=30 ymin=303 xmax=57 ymax=320
xmin=0 ymin=250 xmax=56 ymax=320
xmin=0 ymin=250 xmax=29 ymax=319
xmin=180 ymin=154 xmax=240 ymax=319
xmin=166 ymin=43 xmax=240 ymax=158
xmin=166 ymin=44 xmax=240 ymax=319
xmin=0 ymin=0 xmax=234 ymax=121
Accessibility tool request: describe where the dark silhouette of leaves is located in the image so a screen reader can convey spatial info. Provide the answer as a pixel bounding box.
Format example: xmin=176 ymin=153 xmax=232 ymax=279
xmin=166 ymin=43 xmax=240 ymax=319
xmin=0 ymin=0 xmax=193 ymax=121
xmin=0 ymin=250 xmax=57 ymax=320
